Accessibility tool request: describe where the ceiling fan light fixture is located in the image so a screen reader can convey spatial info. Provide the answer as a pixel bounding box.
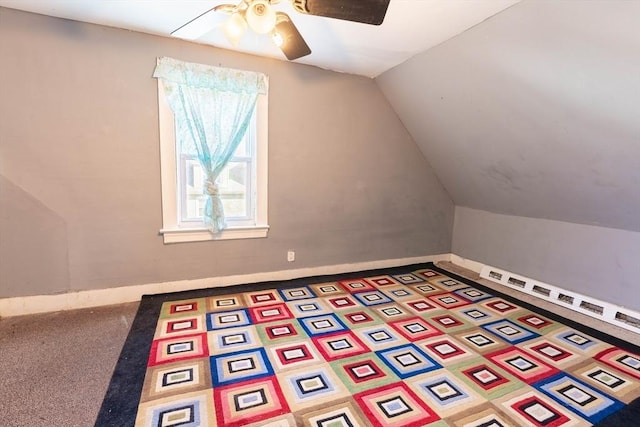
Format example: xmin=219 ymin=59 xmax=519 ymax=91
xmin=245 ymin=0 xmax=276 ymax=34
xmin=179 ymin=0 xmax=390 ymax=61
xmin=222 ymin=12 xmax=247 ymax=45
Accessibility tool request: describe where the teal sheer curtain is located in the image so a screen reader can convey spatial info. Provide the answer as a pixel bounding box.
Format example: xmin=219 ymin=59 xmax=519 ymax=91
xmin=153 ymin=57 xmax=267 ymax=232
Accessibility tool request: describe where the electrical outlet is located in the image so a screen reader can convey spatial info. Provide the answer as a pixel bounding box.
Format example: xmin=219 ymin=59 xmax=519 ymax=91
xmin=287 ymin=250 xmax=295 ymax=262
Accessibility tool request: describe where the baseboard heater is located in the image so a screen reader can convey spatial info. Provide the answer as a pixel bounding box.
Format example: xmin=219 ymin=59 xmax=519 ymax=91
xmin=480 ymin=265 xmax=640 ymax=335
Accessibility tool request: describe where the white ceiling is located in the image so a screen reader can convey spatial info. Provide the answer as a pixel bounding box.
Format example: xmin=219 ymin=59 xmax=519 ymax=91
xmin=0 ymin=0 xmax=519 ymax=77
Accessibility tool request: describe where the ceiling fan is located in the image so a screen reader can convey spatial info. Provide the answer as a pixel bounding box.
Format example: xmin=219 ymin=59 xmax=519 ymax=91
xmin=171 ymin=0 xmax=391 ymax=61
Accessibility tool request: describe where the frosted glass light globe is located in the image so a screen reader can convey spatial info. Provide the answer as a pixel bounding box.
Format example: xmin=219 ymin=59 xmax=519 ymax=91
xmin=223 ymin=12 xmax=247 ymax=45
xmin=245 ymin=0 xmax=276 ymax=34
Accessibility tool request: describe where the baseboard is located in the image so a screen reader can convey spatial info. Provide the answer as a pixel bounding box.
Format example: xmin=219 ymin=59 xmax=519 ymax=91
xmin=0 ymin=253 xmax=452 ymax=317
xmin=448 ymin=254 xmax=485 ymax=274
xmin=7 ymin=252 xmax=640 ymax=335
xmin=467 ymin=260 xmax=640 ymax=336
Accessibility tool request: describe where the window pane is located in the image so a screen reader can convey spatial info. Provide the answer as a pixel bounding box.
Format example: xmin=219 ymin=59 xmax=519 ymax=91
xmin=234 ymin=132 xmax=249 ymax=158
xmin=219 ymin=161 xmax=248 ymax=218
xmin=180 ymin=157 xmax=250 ymax=222
xmin=184 ymin=158 xmax=206 ymax=220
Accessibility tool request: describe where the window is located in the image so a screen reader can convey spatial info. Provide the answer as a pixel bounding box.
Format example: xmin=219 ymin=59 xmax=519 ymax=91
xmin=178 ymin=117 xmax=255 ymax=225
xmin=155 ymin=59 xmax=269 ymax=243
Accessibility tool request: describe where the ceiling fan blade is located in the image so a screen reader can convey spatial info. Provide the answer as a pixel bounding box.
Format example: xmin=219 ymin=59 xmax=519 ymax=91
xmin=273 ymin=12 xmax=311 ymax=61
xmin=171 ymin=4 xmax=236 ymax=40
xmin=171 ymin=7 xmax=216 ymax=40
xmin=291 ymin=0 xmax=390 ymax=25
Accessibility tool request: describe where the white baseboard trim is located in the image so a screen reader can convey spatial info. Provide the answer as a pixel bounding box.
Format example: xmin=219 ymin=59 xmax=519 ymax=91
xmin=0 ymin=253 xmax=452 ymax=317
xmin=449 ymin=254 xmax=485 ymax=274
xmin=470 ymin=261 xmax=640 ymax=336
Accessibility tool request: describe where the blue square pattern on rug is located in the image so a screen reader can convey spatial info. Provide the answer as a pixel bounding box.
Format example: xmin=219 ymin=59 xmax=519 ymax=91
xmin=534 ymin=372 xmax=624 ymax=424
xmin=210 ymin=348 xmax=274 ymax=387
xmin=206 ymin=309 xmax=251 ymax=331
xmin=353 ymin=290 xmax=393 ymax=307
xmin=278 ymin=286 xmax=317 ymax=301
xmin=454 ymin=287 xmax=493 ymax=303
xmin=298 ymin=313 xmax=348 ymax=337
xmin=481 ymin=319 xmax=540 ymax=345
xmin=554 ymin=330 xmax=601 ymax=352
xmin=375 ymin=344 xmax=442 ymax=379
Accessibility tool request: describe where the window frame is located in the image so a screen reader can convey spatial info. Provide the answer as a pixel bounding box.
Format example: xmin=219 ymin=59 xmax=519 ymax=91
xmin=157 ymin=77 xmax=269 ymax=244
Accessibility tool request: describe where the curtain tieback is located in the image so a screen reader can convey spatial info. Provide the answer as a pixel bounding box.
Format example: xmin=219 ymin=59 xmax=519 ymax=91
xmin=205 ymin=180 xmax=220 ymax=197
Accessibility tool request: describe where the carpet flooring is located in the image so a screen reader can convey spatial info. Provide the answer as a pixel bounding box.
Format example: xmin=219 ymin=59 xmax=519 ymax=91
xmin=96 ymin=263 xmax=640 ymax=426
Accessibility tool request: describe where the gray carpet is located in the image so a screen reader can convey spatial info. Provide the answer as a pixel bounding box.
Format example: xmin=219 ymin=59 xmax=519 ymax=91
xmin=0 ymin=302 xmax=137 ymax=427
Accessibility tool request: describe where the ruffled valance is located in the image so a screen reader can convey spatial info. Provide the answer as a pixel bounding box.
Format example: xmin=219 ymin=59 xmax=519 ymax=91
xmin=153 ymin=56 xmax=267 ymax=94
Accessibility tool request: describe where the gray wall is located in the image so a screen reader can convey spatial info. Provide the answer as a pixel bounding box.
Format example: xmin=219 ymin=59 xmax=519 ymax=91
xmin=376 ymin=0 xmax=640 ymax=311
xmin=0 ymin=8 xmax=454 ymax=298
xmin=453 ymin=207 xmax=640 ymax=311
xmin=376 ymin=0 xmax=640 ymax=232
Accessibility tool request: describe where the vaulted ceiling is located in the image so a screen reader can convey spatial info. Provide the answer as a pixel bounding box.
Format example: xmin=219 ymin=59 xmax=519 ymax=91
xmin=377 ymin=0 xmax=640 ymax=232
xmin=0 ymin=0 xmax=519 ymax=77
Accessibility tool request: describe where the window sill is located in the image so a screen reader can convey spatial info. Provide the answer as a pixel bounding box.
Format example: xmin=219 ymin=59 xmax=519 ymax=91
xmin=159 ymin=225 xmax=269 ymax=244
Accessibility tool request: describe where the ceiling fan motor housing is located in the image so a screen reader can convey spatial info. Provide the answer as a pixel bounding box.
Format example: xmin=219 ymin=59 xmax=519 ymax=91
xmin=246 ymin=0 xmax=277 ymax=33
xmin=253 ymin=2 xmax=266 ymax=15
xmin=292 ymin=0 xmax=310 ymax=14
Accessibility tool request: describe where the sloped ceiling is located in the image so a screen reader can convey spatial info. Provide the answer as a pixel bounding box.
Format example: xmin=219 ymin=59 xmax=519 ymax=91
xmin=0 ymin=0 xmax=520 ymax=77
xmin=376 ymin=0 xmax=640 ymax=232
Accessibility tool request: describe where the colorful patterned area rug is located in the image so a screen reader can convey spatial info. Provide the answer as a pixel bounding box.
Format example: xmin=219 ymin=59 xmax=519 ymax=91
xmin=96 ymin=263 xmax=640 ymax=426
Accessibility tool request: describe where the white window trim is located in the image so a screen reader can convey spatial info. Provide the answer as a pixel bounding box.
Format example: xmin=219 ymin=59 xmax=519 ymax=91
xmin=157 ymin=78 xmax=269 ymax=244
